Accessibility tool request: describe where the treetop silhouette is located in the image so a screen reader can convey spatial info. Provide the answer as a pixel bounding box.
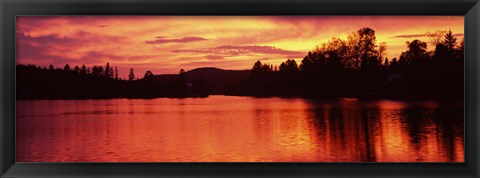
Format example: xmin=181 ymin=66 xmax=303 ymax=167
xmin=17 ymin=27 xmax=464 ymax=100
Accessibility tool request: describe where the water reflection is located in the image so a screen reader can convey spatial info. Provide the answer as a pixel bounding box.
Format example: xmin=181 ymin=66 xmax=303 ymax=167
xmin=16 ymin=96 xmax=464 ymax=162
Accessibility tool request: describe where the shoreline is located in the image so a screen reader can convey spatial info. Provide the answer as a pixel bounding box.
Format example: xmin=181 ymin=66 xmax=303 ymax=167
xmin=16 ymin=94 xmax=464 ymax=103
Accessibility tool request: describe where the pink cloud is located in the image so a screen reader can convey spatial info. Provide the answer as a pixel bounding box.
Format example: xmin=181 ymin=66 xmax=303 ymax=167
xmin=178 ymin=60 xmax=251 ymax=70
xmin=205 ymin=55 xmax=225 ymax=60
xmin=127 ymin=55 xmax=165 ymax=61
xmin=16 ymin=16 xmax=464 ymax=76
xmin=145 ymin=36 xmax=208 ymax=44
xmin=82 ymin=51 xmax=124 ymax=61
xmin=172 ymin=45 xmax=305 ymax=57
xmin=95 ymin=25 xmax=111 ymax=28
xmin=392 ymin=33 xmax=464 ymax=38
xmin=257 ymin=57 xmax=271 ymax=61
xmin=16 ymin=31 xmax=127 ymax=64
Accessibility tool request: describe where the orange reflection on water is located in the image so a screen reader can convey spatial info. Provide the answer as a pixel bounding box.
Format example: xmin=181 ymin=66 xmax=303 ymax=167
xmin=16 ymin=96 xmax=464 ymax=162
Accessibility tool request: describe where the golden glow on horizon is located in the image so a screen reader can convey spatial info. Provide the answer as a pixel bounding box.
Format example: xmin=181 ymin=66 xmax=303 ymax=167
xmin=16 ymin=16 xmax=464 ymax=78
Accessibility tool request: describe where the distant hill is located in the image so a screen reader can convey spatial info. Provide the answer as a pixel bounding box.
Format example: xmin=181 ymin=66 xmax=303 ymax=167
xmin=152 ymin=67 xmax=251 ymax=94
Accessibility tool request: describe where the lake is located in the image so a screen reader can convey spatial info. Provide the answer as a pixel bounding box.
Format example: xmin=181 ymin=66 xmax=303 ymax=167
xmin=16 ymin=95 xmax=464 ymax=162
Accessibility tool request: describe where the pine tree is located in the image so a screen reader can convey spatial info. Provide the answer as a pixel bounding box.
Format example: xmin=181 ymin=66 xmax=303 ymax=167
xmin=64 ymin=64 xmax=71 ymax=71
xmin=80 ymin=65 xmax=87 ymax=74
xmin=443 ymin=29 xmax=457 ymax=52
xmin=128 ymin=68 xmax=135 ymax=81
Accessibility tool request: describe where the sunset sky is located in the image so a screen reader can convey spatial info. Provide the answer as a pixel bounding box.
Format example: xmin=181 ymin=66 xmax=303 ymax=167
xmin=16 ymin=16 xmax=463 ymax=79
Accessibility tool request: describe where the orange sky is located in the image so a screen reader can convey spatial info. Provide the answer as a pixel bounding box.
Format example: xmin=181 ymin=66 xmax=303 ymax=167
xmin=16 ymin=16 xmax=464 ymax=79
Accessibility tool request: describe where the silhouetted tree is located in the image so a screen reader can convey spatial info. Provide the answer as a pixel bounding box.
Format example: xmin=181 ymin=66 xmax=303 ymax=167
xmin=98 ymin=66 xmax=104 ymax=77
xmin=356 ymin=28 xmax=382 ymax=72
xmin=178 ymin=69 xmax=186 ymax=82
xmin=279 ymin=59 xmax=299 ymax=73
xmin=458 ymin=38 xmax=464 ymax=52
xmin=401 ymin=40 xmax=429 ymax=65
xmin=433 ymin=43 xmax=449 ymax=62
xmin=426 ymin=30 xmax=446 ymax=46
xmin=443 ymin=29 xmax=457 ymax=52
xmin=16 ymin=27 xmax=464 ymax=101
xmin=252 ymin=60 xmax=273 ymax=74
xmin=74 ymin=66 xmax=80 ymax=73
xmin=114 ymin=66 xmax=119 ymax=80
xmin=80 ymin=65 xmax=87 ymax=75
xmin=358 ymin=28 xmax=378 ymax=62
xmin=252 ymin=60 xmax=263 ymax=72
xmin=128 ymin=68 xmax=135 ymax=81
xmin=384 ymin=58 xmax=389 ymax=67
xmin=64 ymin=64 xmax=71 ymax=71
xmin=299 ymin=51 xmax=319 ymax=73
xmin=144 ymin=70 xmax=154 ymax=79
xmin=378 ymin=42 xmax=387 ymax=60
xmin=92 ymin=66 xmax=103 ymax=77
xmin=105 ymin=62 xmax=114 ymax=79
xmin=389 ymin=58 xmax=398 ymax=71
xmin=340 ymin=32 xmax=362 ymax=69
xmin=457 ymin=38 xmax=465 ymax=60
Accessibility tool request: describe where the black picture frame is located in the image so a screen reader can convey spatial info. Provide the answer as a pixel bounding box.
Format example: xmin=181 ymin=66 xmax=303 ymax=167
xmin=1 ymin=0 xmax=479 ymax=177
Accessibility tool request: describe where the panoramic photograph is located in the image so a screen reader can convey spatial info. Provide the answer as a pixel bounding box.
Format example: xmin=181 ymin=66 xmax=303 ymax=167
xmin=16 ymin=16 xmax=464 ymax=162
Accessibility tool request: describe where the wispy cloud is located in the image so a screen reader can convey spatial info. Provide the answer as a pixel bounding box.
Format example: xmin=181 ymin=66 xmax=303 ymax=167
xmin=127 ymin=54 xmax=166 ymax=61
xmin=145 ymin=36 xmax=208 ymax=44
xmin=178 ymin=60 xmax=250 ymax=69
xmin=95 ymin=25 xmax=110 ymax=28
xmin=172 ymin=45 xmax=305 ymax=57
xmin=392 ymin=33 xmax=464 ymax=38
xmin=82 ymin=51 xmax=124 ymax=61
xmin=257 ymin=57 xmax=271 ymax=61
xmin=205 ymin=55 xmax=225 ymax=60
xmin=16 ymin=16 xmax=464 ymax=77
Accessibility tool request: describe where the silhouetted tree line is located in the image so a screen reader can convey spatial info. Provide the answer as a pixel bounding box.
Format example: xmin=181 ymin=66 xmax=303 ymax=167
xmin=18 ymin=27 xmax=463 ymax=100
xmin=234 ymin=28 xmax=463 ymax=100
xmin=17 ymin=63 xmax=209 ymax=99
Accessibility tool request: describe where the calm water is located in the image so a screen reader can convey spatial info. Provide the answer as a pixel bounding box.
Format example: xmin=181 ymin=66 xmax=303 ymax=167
xmin=16 ymin=95 xmax=464 ymax=162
